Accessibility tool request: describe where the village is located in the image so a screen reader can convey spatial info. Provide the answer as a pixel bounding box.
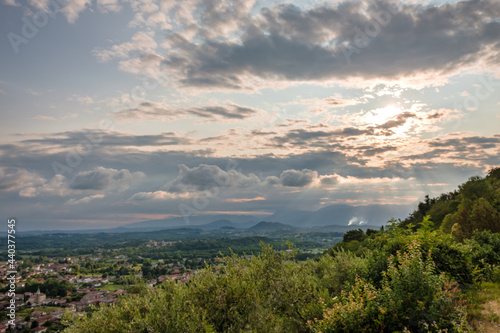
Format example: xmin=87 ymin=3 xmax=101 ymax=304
xmin=0 ymin=240 xmax=200 ymax=333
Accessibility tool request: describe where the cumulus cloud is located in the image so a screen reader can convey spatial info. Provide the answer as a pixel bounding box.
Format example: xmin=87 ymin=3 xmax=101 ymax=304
xmin=70 ymin=167 xmax=144 ymax=191
xmin=280 ymin=169 xmax=318 ymax=187
xmin=61 ymin=0 xmax=92 ymax=23
xmin=96 ymin=0 xmax=121 ymax=13
xmin=0 ymin=167 xmax=45 ymax=191
xmin=17 ymin=167 xmax=145 ymax=198
xmin=320 ymin=175 xmax=339 ymax=186
xmin=158 ymin=0 xmax=500 ymax=89
xmin=19 ymin=174 xmax=71 ymax=197
xmin=93 ymin=31 xmax=158 ymax=62
xmin=264 ymin=175 xmax=281 ymax=186
xmin=165 ymin=164 xmax=260 ymax=193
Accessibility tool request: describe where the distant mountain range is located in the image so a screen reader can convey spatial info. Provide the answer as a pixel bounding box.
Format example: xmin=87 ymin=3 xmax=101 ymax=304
xmin=17 ymin=203 xmax=413 ymax=235
xmin=122 ymin=203 xmax=412 ymax=230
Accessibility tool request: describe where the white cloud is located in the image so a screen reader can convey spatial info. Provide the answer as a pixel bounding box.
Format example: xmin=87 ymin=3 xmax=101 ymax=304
xmin=96 ymin=0 xmax=121 ymax=13
xmin=20 ymin=174 xmax=71 ymax=197
xmin=93 ymin=31 xmax=158 ymax=62
xmin=60 ymin=0 xmax=92 ymax=23
xmin=128 ymin=190 xmax=190 ymax=201
xmin=0 ymin=167 xmax=45 ymax=192
xmin=65 ymin=194 xmax=105 ymax=205
xmin=4 ymin=0 xmax=20 ymax=6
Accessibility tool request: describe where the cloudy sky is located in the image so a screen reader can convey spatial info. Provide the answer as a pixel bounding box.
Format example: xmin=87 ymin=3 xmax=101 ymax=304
xmin=1 ymin=0 xmax=499 ymax=230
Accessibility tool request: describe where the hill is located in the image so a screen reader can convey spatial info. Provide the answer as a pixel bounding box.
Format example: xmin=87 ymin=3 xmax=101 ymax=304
xmin=122 ymin=203 xmax=411 ymax=232
xmin=400 ymin=167 xmax=500 ymax=239
xmin=123 ymin=214 xmax=261 ymax=230
xmin=247 ymin=221 xmax=297 ymax=232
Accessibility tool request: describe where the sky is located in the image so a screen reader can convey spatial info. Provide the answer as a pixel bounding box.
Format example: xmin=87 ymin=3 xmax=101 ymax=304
xmin=1 ymin=0 xmax=499 ymax=230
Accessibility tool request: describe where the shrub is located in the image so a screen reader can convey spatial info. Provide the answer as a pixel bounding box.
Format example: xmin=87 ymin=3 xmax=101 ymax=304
xmin=311 ymin=240 xmax=470 ymax=333
xmin=310 ymin=249 xmax=368 ymax=297
xmin=63 ymin=282 xmax=214 ymax=333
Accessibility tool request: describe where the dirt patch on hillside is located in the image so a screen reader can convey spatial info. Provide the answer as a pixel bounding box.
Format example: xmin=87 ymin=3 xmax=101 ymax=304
xmin=477 ymin=299 xmax=500 ymax=332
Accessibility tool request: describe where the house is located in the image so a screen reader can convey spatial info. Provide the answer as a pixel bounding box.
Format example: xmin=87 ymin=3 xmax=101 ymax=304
xmin=31 ymin=310 xmax=47 ymax=318
xmin=27 ymin=288 xmax=46 ymax=306
xmin=30 ymin=327 xmax=48 ymax=333
xmin=35 ymin=315 xmax=54 ymax=325
xmin=41 ymin=298 xmax=65 ymax=306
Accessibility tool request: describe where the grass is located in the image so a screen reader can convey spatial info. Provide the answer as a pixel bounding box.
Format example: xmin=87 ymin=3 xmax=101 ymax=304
xmin=32 ymin=306 xmax=65 ymax=313
xmin=98 ymin=284 xmax=125 ymax=291
xmin=467 ymin=281 xmax=500 ymax=332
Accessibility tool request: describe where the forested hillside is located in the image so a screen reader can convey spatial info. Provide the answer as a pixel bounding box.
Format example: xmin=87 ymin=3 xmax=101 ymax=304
xmin=62 ymin=168 xmax=500 ymax=333
xmin=400 ymin=168 xmax=500 ymax=239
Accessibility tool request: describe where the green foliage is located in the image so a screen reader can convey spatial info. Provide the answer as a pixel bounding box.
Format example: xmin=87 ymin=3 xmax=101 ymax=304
xmin=11 ymin=278 xmax=76 ymax=297
xmin=342 ymin=229 xmax=367 ymax=243
xmin=189 ymin=243 xmax=325 ymax=332
xmin=64 ymin=243 xmax=327 ymax=333
xmin=62 ymin=168 xmax=500 ymax=333
xmin=309 ymin=249 xmax=368 ymax=296
xmin=64 ymin=282 xmax=215 ymax=333
xmin=312 ymin=240 xmax=470 ymax=332
xmin=400 ymin=168 xmax=500 ymax=239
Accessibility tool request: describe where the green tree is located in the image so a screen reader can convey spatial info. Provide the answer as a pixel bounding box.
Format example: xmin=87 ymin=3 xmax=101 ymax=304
xmin=470 ymin=198 xmax=500 ymax=233
xmin=342 ymin=229 xmax=366 ymax=243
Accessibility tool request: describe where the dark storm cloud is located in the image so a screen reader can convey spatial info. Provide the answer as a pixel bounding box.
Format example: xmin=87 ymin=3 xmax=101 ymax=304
xmin=163 ymin=0 xmax=500 ymax=88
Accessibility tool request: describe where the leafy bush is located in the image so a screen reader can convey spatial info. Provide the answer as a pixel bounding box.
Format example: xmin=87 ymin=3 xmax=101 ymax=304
xmin=309 ymin=249 xmax=368 ymax=296
xmin=63 ymin=282 xmax=214 ymax=333
xmin=312 ymin=240 xmax=470 ymax=333
xmin=64 ymin=243 xmax=326 ymax=333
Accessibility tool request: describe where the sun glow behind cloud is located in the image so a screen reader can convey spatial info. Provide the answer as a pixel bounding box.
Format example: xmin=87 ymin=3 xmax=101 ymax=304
xmin=365 ymin=105 xmax=403 ymax=126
